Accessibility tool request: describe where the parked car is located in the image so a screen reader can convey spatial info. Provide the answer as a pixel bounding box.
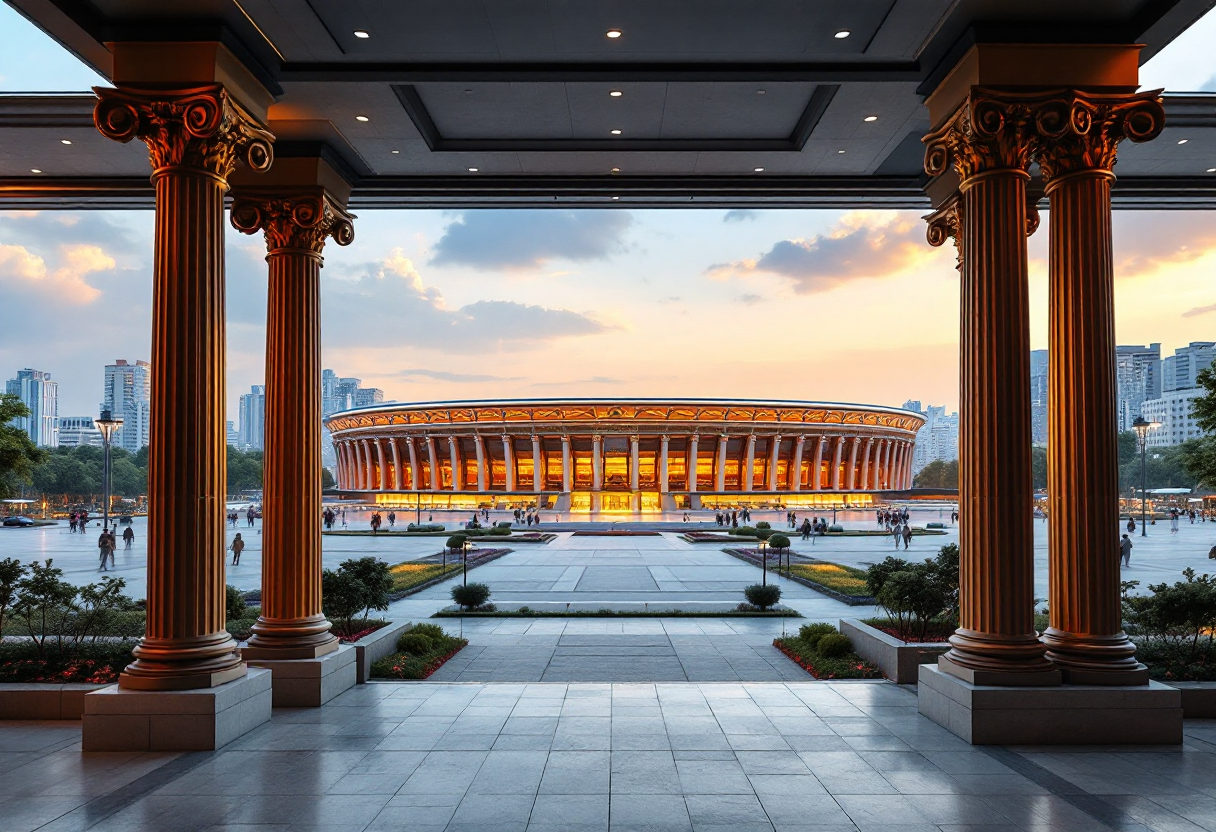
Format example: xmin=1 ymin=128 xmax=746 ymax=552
xmin=2 ymin=515 xmax=35 ymax=527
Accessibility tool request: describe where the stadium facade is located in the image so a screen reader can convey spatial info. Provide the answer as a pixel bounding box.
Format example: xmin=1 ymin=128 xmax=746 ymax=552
xmin=326 ymin=399 xmax=924 ymax=511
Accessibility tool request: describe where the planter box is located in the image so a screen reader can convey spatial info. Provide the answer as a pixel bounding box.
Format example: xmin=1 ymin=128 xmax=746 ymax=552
xmin=840 ymin=619 xmax=950 ymax=684
xmin=1162 ymin=681 xmax=1216 ymax=718
xmin=352 ymin=621 xmax=411 ymax=684
xmin=0 ymin=683 xmax=109 ymax=720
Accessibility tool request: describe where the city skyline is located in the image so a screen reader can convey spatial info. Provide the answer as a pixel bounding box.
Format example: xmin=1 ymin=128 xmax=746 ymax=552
xmin=4 ymin=6 xmax=1216 ymax=422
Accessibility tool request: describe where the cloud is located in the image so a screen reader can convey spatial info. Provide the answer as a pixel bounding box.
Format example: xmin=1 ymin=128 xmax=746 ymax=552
xmin=723 ymin=210 xmax=758 ymax=223
xmin=705 ymin=211 xmax=944 ymax=294
xmin=1112 ymin=212 xmax=1216 ymax=278
xmin=738 ymin=293 xmax=763 ymax=306
xmin=392 ymin=368 xmax=525 ymax=383
xmin=429 ymin=210 xmax=633 ymax=270
xmin=0 ymin=212 xmax=141 ymax=256
xmin=531 ymin=376 xmax=624 ymax=387
xmin=0 ymin=242 xmax=112 ymax=303
xmin=1183 ymin=303 xmax=1216 ymax=318
xmin=322 ymin=248 xmax=614 ymax=352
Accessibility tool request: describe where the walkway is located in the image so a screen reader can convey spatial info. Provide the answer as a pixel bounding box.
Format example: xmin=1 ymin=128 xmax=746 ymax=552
xmin=4 ymin=682 xmax=1216 ymax=832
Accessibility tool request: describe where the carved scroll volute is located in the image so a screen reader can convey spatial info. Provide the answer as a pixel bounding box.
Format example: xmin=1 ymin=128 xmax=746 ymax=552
xmin=1032 ymin=90 xmax=1165 ymax=184
xmin=230 ymin=191 xmax=356 ymax=255
xmin=925 ymin=198 xmax=963 ymax=273
xmin=923 ymin=90 xmax=1038 ymax=183
xmin=93 ymin=83 xmax=273 ymax=182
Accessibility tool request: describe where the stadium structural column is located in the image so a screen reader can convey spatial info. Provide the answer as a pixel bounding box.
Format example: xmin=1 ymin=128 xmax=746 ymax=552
xmin=922 ymin=88 xmax=1059 ymax=683
xmin=846 ymin=436 xmax=861 ymax=490
xmin=830 ymin=437 xmax=844 ymax=491
xmin=891 ymin=442 xmax=903 ymax=490
xmin=375 ymin=438 xmax=387 ymax=491
xmin=335 ymin=442 xmax=347 ymax=488
xmin=502 ymin=435 xmax=516 ymax=492
xmin=407 ymin=437 xmax=420 ymax=491
xmin=347 ymin=442 xmax=358 ymax=489
xmin=591 ymin=435 xmax=603 ymax=491
xmin=532 ymin=435 xmax=543 ymax=492
xmin=561 ymin=435 xmax=572 ymax=492
xmin=362 ymin=440 xmax=374 ymax=493
xmin=743 ymin=435 xmax=756 ymax=492
xmin=93 ymin=76 xmax=273 ymax=690
xmin=810 ymin=436 xmax=825 ymax=491
xmin=768 ymin=435 xmax=781 ymax=491
xmin=474 ymin=436 xmax=485 ymax=492
xmin=790 ymin=436 xmax=805 ymax=492
xmin=859 ymin=437 xmax=874 ymax=492
xmin=424 ymin=437 xmax=438 ymax=491
xmin=1037 ymin=90 xmax=1164 ymax=684
xmin=882 ymin=439 xmax=894 ymax=490
xmin=687 ymin=435 xmax=699 ymax=493
xmin=630 ymin=435 xmax=640 ymax=492
xmin=390 ymin=437 xmax=402 ymax=489
xmin=229 ymin=173 xmax=355 ymax=660
xmin=449 ymin=436 xmax=462 ymax=491
xmin=715 ymin=435 xmax=728 ymax=493
xmin=659 ymin=435 xmax=670 ymax=493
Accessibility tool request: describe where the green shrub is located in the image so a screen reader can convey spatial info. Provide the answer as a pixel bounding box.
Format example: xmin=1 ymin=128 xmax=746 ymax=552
xmin=225 ymin=617 xmax=259 ymax=641
xmin=1125 ymin=568 xmax=1216 ymax=664
xmin=406 ymin=523 xmax=445 ymax=532
xmin=877 ymin=568 xmax=949 ymax=642
xmin=755 ymin=528 xmax=774 ymax=541
xmin=488 ymin=525 xmax=512 ymax=536
xmin=407 ymin=623 xmax=447 ymax=640
xmin=744 ymin=583 xmax=782 ymax=610
xmin=322 ymin=557 xmax=394 ymax=633
xmin=452 ymin=582 xmax=491 ymax=610
xmin=396 ymin=633 xmax=435 ymax=655
xmin=816 ymin=633 xmax=852 ymax=658
xmin=756 ymin=521 xmax=772 ymax=530
xmin=828 ymin=524 xmax=844 ymax=532
xmin=798 ymin=622 xmax=836 ymax=647
xmin=730 ymin=526 xmax=758 ymax=537
xmin=226 ymin=584 xmax=247 ymax=620
xmin=768 ymin=534 xmax=791 ymax=551
xmin=446 ymin=534 xmax=467 ymax=551
xmin=462 ymin=527 xmax=488 ymax=537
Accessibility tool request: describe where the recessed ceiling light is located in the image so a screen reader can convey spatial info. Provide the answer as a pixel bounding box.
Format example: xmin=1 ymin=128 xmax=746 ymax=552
xmin=609 ymin=90 xmax=623 ymax=97
xmin=754 ymin=167 xmax=765 ymax=172
xmin=612 ymin=196 xmax=620 ymax=200
xmin=353 ymin=30 xmax=369 ymax=38
xmin=1208 ymin=168 xmax=1215 ymax=172
xmin=355 ymin=115 xmax=369 ymax=122
xmin=60 ymin=139 xmax=72 ymax=145
xmin=863 ymin=116 xmax=878 ymax=122
xmin=606 ymin=29 xmax=622 ymax=38
xmin=757 ymin=89 xmax=766 ymax=95
xmin=391 ymin=150 xmax=400 ymax=154
xmin=468 ymin=167 xmax=478 ymax=172
xmin=30 ymin=169 xmax=41 ymax=173
xmin=611 ymin=129 xmax=622 ymax=135
xmin=837 ymin=150 xmax=846 ymax=154
xmin=1178 ymin=139 xmax=1189 ymax=144
xmin=835 ymin=30 xmax=851 ymax=38
xmin=611 ymin=167 xmax=620 ymax=172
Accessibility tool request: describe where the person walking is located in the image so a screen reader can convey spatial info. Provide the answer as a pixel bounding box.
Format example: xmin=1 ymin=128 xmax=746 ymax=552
xmin=1120 ymin=534 xmax=1133 ymax=567
xmin=1127 ymin=516 xmax=1136 ymax=534
xmin=122 ymin=525 xmax=134 ymax=550
xmin=1170 ymin=509 xmax=1180 ymax=534
xmin=230 ymin=533 xmax=245 ymax=566
xmin=98 ymin=529 xmax=113 ymax=571
xmin=902 ymin=523 xmax=912 ymax=550
xmin=892 ymin=522 xmax=903 ymax=549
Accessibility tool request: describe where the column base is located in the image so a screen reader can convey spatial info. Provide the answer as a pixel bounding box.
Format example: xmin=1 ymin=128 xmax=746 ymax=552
xmin=241 ymin=639 xmax=339 ymax=661
xmin=243 ymin=644 xmax=356 ymax=707
xmin=82 ymin=667 xmax=271 ymax=751
xmin=1058 ymin=664 xmax=1150 ymax=686
xmin=939 ymin=655 xmax=1061 ymax=687
xmin=917 ymin=664 xmax=1181 ymax=745
xmin=118 ymin=663 xmax=247 ymax=691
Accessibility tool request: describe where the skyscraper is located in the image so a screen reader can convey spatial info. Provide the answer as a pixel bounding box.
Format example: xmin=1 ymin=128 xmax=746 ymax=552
xmin=102 ymin=359 xmax=151 ymax=452
xmin=1029 ymin=350 xmax=1048 ymax=444
xmin=1163 ymin=342 xmax=1216 ymax=392
xmin=6 ymin=368 xmax=58 ymax=447
xmin=238 ymin=385 xmax=266 ymax=451
xmin=320 ymin=369 xmax=386 ymax=470
xmin=58 ymin=415 xmax=103 ymax=448
xmin=904 ymin=401 xmax=959 ymax=475
xmin=1115 ymin=343 xmax=1161 ymax=433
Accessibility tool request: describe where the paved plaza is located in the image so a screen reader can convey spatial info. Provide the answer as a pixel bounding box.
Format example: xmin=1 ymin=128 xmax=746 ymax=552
xmin=5 ymin=680 xmax=1216 ymax=832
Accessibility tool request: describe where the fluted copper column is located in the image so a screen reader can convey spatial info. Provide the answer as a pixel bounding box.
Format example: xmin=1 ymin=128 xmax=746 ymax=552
xmin=231 ymin=190 xmax=354 ymax=659
xmin=1037 ymin=91 xmax=1164 ymax=684
xmin=94 ymin=84 xmax=272 ymax=690
xmin=924 ymin=90 xmax=1057 ymax=683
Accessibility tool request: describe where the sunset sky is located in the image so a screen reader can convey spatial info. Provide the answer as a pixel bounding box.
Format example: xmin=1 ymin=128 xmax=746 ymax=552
xmin=2 ymin=5 xmax=1216 ymax=422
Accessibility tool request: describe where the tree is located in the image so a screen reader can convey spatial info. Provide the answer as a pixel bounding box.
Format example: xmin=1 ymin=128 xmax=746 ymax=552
xmin=913 ymin=459 xmax=958 ymax=489
xmin=1031 ymin=446 xmax=1048 ymax=490
xmin=0 ymin=394 xmax=48 ymax=498
xmin=226 ymin=446 xmax=263 ymax=492
xmin=321 ymin=467 xmax=335 ymax=489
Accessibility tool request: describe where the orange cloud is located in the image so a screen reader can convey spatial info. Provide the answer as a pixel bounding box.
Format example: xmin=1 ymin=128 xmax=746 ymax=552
xmin=0 ymin=242 xmax=110 ymax=302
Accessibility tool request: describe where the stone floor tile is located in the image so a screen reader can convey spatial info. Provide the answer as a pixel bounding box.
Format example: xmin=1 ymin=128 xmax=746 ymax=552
xmin=675 ymin=759 xmax=754 ymax=794
xmin=610 ymin=751 xmax=683 ymax=794
xmin=684 ymin=793 xmax=772 ymax=828
xmin=833 ymin=794 xmax=934 ymax=827
xmin=539 ymin=751 xmax=611 ymax=794
xmin=608 ymin=793 xmax=692 ymax=831
xmin=446 ymin=793 xmax=535 ymax=832
xmin=465 ymin=750 xmax=548 ymax=794
xmin=528 ymin=793 xmax=609 ymax=830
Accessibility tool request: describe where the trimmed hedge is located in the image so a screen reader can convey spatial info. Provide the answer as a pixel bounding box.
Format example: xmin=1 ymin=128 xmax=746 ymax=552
xmin=370 ymin=623 xmax=467 ymax=680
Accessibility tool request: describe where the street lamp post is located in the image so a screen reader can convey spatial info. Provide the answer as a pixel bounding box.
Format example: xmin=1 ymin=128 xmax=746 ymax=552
xmin=1132 ymin=416 xmax=1159 ymax=538
xmin=463 ymin=539 xmax=472 ymax=586
xmin=95 ymin=410 xmax=123 ymax=533
xmin=758 ymin=539 xmax=768 ymax=586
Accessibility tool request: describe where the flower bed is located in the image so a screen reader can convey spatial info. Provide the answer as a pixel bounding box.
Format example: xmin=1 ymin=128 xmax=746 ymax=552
xmin=0 ymin=640 xmax=133 ymax=684
xmin=860 ymin=617 xmax=956 ymax=644
xmin=722 ymin=549 xmax=875 ymax=605
xmin=773 ymin=637 xmax=882 ymax=680
xmin=386 ymin=548 xmax=512 ymax=600
xmin=333 ymin=618 xmax=390 ymax=643
xmin=370 ymin=623 xmax=468 ymax=680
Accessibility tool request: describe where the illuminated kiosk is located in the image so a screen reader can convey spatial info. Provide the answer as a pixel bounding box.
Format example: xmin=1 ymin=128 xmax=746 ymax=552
xmin=325 ymin=398 xmax=923 ymax=512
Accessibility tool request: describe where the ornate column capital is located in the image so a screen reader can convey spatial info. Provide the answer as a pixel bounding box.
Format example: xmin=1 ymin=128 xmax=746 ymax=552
xmin=230 ymin=189 xmax=355 ymax=255
xmin=94 ymin=83 xmax=273 ymax=181
xmin=1032 ymin=89 xmax=1164 ymax=185
xmin=923 ymin=89 xmax=1040 ymax=182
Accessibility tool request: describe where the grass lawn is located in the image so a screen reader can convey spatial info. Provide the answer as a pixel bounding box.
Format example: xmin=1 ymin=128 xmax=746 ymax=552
xmin=389 ymin=561 xmax=464 ymax=592
xmin=788 ymin=562 xmax=871 ymax=596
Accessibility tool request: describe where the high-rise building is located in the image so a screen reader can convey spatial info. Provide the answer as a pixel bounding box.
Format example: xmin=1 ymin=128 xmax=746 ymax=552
xmin=102 ymin=359 xmax=151 ymax=452
xmin=1029 ymin=350 xmax=1049 ymax=444
xmin=353 ymin=387 xmax=385 ymax=407
xmin=1163 ymin=342 xmax=1216 ymax=392
xmin=238 ymin=385 xmax=266 ymax=451
xmin=58 ymin=415 xmax=103 ymax=448
xmin=904 ymin=401 xmax=958 ymax=476
xmin=1115 ymin=343 xmax=1161 ymax=433
xmin=226 ymin=420 xmax=238 ymax=446
xmin=320 ymin=369 xmax=387 ymax=469
xmin=1143 ymin=389 xmax=1207 ymax=447
xmin=6 ymin=368 xmax=58 ymax=447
